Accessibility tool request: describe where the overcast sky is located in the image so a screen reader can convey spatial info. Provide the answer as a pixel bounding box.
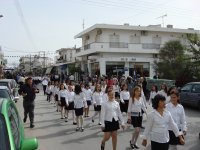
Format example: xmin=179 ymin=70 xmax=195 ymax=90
xmin=0 ymin=0 xmax=200 ymax=66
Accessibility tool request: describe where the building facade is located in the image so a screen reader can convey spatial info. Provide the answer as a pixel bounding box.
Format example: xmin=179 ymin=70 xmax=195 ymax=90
xmin=74 ymin=24 xmax=199 ymax=78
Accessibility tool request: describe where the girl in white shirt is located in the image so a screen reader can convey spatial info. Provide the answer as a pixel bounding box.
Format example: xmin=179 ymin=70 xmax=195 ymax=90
xmin=158 ymin=83 xmax=168 ymax=99
xmin=53 ymin=81 xmax=60 ymax=112
xmin=102 ymin=85 xmax=113 ymax=103
xmin=113 ymin=82 xmax=120 ymax=100
xmin=58 ymin=83 xmax=69 ymax=119
xmin=120 ymin=84 xmax=130 ymax=114
xmin=46 ymin=81 xmax=53 ymax=102
xmin=142 ymin=94 xmax=185 ymax=150
xmin=65 ymin=85 xmax=76 ymax=124
xmin=100 ymin=90 xmax=125 ymax=150
xmin=101 ymin=80 xmax=107 ymax=94
xmin=148 ymin=85 xmax=158 ymax=105
xmin=92 ymin=84 xmax=104 ymax=125
xmin=166 ymin=91 xmax=187 ymax=150
xmin=73 ymin=85 xmax=87 ymax=132
xmin=127 ymin=86 xmax=147 ymax=149
xmin=83 ymin=83 xmax=93 ymax=117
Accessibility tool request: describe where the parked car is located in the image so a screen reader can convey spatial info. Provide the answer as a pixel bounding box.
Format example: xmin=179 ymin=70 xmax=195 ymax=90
xmin=0 ymin=98 xmax=38 ymax=150
xmin=0 ymin=86 xmax=19 ymax=102
xmin=180 ymin=82 xmax=200 ymax=109
xmin=0 ymin=79 xmax=19 ymax=97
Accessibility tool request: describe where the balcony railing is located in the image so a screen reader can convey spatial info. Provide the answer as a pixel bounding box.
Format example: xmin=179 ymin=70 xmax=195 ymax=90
xmin=142 ymin=43 xmax=160 ymax=49
xmin=109 ymin=42 xmax=128 ymax=48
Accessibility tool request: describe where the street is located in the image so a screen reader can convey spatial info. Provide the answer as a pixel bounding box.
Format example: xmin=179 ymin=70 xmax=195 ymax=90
xmin=16 ymin=86 xmax=200 ymax=150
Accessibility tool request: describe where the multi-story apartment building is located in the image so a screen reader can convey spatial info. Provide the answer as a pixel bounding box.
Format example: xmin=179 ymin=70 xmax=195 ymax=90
xmin=74 ymin=24 xmax=199 ymax=77
xmin=56 ymin=48 xmax=76 ymax=64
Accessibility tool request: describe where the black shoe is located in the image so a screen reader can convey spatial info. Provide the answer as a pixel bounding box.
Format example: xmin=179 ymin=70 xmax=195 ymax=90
xmin=81 ymin=127 xmax=84 ymax=132
xmin=141 ymin=126 xmax=145 ymax=129
xmin=23 ymin=118 xmax=27 ymax=123
xmin=73 ymin=122 xmax=77 ymax=125
xmin=76 ymin=127 xmax=80 ymax=131
xmin=134 ymin=144 xmax=139 ymax=149
xmin=30 ymin=124 xmax=35 ymax=128
xmin=98 ymin=123 xmax=102 ymax=125
xmin=129 ymin=141 xmax=134 ymax=149
xmin=92 ymin=119 xmax=94 ymax=123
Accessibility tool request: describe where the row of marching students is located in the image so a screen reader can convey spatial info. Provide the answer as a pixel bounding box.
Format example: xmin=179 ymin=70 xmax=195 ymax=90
xmin=45 ymin=80 xmax=187 ymax=150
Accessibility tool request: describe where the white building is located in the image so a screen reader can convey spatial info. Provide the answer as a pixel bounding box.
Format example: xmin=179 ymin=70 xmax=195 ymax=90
xmin=56 ymin=48 xmax=76 ymax=64
xmin=74 ymin=24 xmax=199 ymax=78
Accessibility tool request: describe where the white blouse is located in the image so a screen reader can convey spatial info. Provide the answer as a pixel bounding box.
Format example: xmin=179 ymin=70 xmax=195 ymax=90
xmin=101 ymin=100 xmax=125 ymax=127
xmin=83 ymin=89 xmax=93 ymax=101
xmin=148 ymin=91 xmax=157 ymax=104
xmin=53 ymin=86 xmax=59 ymax=95
xmin=73 ymin=92 xmax=87 ymax=109
xmin=92 ymin=92 xmax=104 ymax=105
xmin=166 ymin=102 xmax=187 ymax=131
xmin=67 ymin=91 xmax=75 ymax=103
xmin=127 ymin=97 xmax=147 ymax=114
xmin=120 ymin=90 xmax=130 ymax=102
xmin=143 ymin=110 xmax=181 ymax=143
xmin=58 ymin=89 xmax=68 ymax=104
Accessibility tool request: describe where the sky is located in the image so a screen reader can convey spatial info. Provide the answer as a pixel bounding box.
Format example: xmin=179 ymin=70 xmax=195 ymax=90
xmin=0 ymin=0 xmax=200 ymax=67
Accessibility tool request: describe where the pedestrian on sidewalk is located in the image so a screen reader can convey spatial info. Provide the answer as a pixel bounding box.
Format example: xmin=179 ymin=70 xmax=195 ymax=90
xmin=18 ymin=77 xmax=39 ymax=128
xmin=100 ymin=90 xmax=125 ymax=150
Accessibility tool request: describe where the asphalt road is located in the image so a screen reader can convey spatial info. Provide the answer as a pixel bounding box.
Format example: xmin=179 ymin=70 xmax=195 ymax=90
xmin=16 ymin=85 xmax=200 ymax=150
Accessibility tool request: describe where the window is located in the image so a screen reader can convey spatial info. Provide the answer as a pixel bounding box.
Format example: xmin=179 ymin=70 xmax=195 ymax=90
xmin=130 ymin=35 xmax=141 ymax=44
xmin=181 ymin=84 xmax=192 ymax=92
xmin=0 ymin=115 xmax=10 ymax=150
xmin=8 ymin=105 xmax=20 ymax=150
xmin=191 ymin=84 xmax=200 ymax=93
xmin=0 ymin=90 xmax=11 ymax=99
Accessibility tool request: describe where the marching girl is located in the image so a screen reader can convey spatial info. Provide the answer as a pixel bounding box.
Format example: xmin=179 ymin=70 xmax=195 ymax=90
xmin=65 ymin=85 xmax=76 ymax=125
xmin=100 ymin=90 xmax=125 ymax=150
xmin=127 ymin=86 xmax=147 ymax=149
xmin=102 ymin=85 xmax=113 ymax=103
xmin=92 ymin=83 xmax=104 ymax=125
xmin=46 ymin=81 xmax=53 ymax=102
xmin=148 ymin=85 xmax=158 ymax=105
xmin=166 ymin=91 xmax=187 ymax=150
xmin=58 ymin=83 xmax=69 ymax=119
xmin=142 ymin=94 xmax=185 ymax=150
xmin=158 ymin=83 xmax=168 ymax=99
xmin=53 ymin=81 xmax=60 ymax=112
xmin=113 ymin=81 xmax=120 ymax=101
xmin=83 ymin=83 xmax=93 ymax=117
xmin=101 ymin=80 xmax=107 ymax=94
xmin=120 ymin=84 xmax=130 ymax=114
xmin=73 ymin=84 xmax=87 ymax=132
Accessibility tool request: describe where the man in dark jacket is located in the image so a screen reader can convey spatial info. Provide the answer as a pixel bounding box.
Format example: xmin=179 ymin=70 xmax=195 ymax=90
xmin=18 ymin=77 xmax=39 ymax=128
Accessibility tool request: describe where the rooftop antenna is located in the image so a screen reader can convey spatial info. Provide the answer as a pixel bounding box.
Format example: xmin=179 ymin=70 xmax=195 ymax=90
xmin=82 ymin=19 xmax=85 ymax=30
xmin=156 ymin=14 xmax=167 ymax=27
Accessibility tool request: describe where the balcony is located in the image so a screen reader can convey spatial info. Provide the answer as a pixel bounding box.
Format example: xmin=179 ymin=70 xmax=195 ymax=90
xmin=142 ymin=43 xmax=160 ymax=49
xmin=84 ymin=44 xmax=91 ymax=50
xmin=109 ymin=42 xmax=128 ymax=48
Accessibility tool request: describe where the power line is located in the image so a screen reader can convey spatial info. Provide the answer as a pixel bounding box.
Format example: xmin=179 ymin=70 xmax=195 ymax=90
xmin=14 ymin=0 xmax=37 ymax=51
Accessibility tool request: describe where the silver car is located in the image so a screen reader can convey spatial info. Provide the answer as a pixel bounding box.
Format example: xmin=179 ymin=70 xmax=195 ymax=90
xmin=0 ymin=86 xmax=19 ymax=102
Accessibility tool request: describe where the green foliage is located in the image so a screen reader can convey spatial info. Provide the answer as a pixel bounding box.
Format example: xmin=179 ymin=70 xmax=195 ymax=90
xmin=155 ymin=40 xmax=187 ymax=81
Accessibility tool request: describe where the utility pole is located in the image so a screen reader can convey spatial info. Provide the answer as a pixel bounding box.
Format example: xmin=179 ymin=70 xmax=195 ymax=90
xmin=156 ymin=14 xmax=167 ymax=27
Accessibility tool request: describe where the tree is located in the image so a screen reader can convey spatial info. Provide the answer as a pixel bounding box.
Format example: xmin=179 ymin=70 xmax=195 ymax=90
xmin=186 ymin=33 xmax=200 ymax=79
xmin=154 ymin=40 xmax=191 ymax=83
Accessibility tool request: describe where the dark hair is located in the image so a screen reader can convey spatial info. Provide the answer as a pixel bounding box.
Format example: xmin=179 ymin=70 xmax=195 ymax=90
xmin=152 ymin=94 xmax=166 ymax=109
xmin=167 ymin=86 xmax=177 ymax=96
xmin=121 ymin=84 xmax=128 ymax=91
xmin=161 ymin=83 xmax=168 ymax=93
xmin=85 ymin=83 xmax=90 ymax=88
xmin=74 ymin=85 xmax=82 ymax=95
xmin=170 ymin=91 xmax=180 ymax=103
xmin=105 ymin=85 xmax=113 ymax=93
xmin=152 ymin=85 xmax=158 ymax=93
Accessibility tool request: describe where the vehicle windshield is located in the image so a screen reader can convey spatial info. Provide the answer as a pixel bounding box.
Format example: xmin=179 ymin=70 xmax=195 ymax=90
xmin=0 ymin=82 xmax=9 ymax=88
xmin=0 ymin=114 xmax=10 ymax=150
